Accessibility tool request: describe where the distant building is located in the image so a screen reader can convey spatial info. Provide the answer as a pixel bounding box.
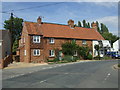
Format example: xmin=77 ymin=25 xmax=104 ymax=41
xmin=93 ymin=40 xmax=111 ymax=57
xmin=18 ymin=17 xmax=104 ymax=63
xmin=0 ymin=30 xmax=12 ymax=68
xmin=113 ymin=39 xmax=120 ymax=53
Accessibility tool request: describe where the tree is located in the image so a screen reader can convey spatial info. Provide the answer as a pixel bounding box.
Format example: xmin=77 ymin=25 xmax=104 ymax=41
xmin=4 ymin=15 xmax=23 ymax=53
xmin=102 ymin=32 xmax=119 ymax=46
xmin=62 ymin=42 xmax=77 ymax=56
xmin=96 ymin=21 xmax=101 ymax=33
xmin=94 ymin=45 xmax=100 ymax=60
xmin=78 ymin=21 xmax=82 ymax=27
xmin=77 ymin=46 xmax=89 ymax=59
xmin=87 ymin=22 xmax=90 ymax=28
xmin=82 ymin=20 xmax=87 ymax=28
xmin=101 ymin=23 xmax=109 ymax=34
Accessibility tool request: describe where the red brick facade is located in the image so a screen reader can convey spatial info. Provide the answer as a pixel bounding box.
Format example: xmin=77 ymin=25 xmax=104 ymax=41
xmin=19 ymin=17 xmax=104 ymax=63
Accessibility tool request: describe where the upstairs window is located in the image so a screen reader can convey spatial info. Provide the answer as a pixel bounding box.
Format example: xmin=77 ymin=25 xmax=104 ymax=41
xmin=33 ymin=36 xmax=41 ymax=43
xmin=82 ymin=40 xmax=87 ymax=45
xmin=33 ymin=49 xmax=40 ymax=56
xmin=49 ymin=38 xmax=54 ymax=44
xmin=49 ymin=50 xmax=55 ymax=57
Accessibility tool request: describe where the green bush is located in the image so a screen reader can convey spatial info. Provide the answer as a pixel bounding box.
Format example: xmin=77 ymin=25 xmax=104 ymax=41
xmin=118 ymin=64 xmax=120 ymax=67
xmin=87 ymin=54 xmax=93 ymax=60
xmin=93 ymin=56 xmax=102 ymax=60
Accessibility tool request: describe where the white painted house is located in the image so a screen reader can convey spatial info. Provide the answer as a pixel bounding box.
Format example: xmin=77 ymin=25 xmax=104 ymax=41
xmin=93 ymin=40 xmax=111 ymax=57
xmin=113 ymin=39 xmax=120 ymax=53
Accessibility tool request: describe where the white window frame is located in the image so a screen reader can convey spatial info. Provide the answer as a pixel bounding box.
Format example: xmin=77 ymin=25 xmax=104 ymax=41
xmin=33 ymin=49 xmax=40 ymax=56
xmin=82 ymin=40 xmax=87 ymax=45
xmin=24 ymin=50 xmax=26 ymax=56
xmin=49 ymin=38 xmax=54 ymax=44
xmin=33 ymin=36 xmax=41 ymax=43
xmin=49 ymin=50 xmax=55 ymax=57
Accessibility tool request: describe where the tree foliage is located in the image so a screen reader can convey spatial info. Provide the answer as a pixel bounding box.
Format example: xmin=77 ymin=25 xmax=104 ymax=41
xmin=100 ymin=23 xmax=109 ymax=33
xmin=62 ymin=42 xmax=92 ymax=60
xmin=82 ymin=20 xmax=88 ymax=28
xmin=78 ymin=21 xmax=82 ymax=27
xmin=76 ymin=19 xmax=119 ymax=45
xmin=4 ymin=16 xmax=23 ymax=53
xmin=62 ymin=42 xmax=78 ymax=56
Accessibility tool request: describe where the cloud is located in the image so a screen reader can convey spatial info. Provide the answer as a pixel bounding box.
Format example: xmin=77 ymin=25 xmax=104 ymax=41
xmin=93 ymin=2 xmax=118 ymax=8
xmin=96 ymin=16 xmax=118 ymax=27
xmin=95 ymin=16 xmax=118 ymax=35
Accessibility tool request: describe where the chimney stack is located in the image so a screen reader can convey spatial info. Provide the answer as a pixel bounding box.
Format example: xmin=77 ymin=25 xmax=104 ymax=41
xmin=37 ymin=16 xmax=42 ymax=24
xmin=91 ymin=23 xmax=97 ymax=30
xmin=68 ymin=19 xmax=74 ymax=28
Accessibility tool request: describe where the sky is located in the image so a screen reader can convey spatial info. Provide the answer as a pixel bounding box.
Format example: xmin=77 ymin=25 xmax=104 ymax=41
xmin=1 ymin=1 xmax=119 ymax=36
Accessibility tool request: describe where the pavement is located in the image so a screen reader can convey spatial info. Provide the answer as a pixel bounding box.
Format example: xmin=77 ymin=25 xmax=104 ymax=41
xmin=2 ymin=60 xmax=118 ymax=88
xmin=3 ymin=59 xmax=117 ymax=69
xmin=4 ymin=61 xmax=48 ymax=69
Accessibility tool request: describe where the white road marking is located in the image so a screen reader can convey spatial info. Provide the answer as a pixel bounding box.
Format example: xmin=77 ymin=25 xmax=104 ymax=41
xmin=48 ymin=67 xmax=52 ymax=68
xmin=42 ymin=68 xmax=46 ymax=69
xmin=64 ymin=73 xmax=69 ymax=74
xmin=103 ymin=73 xmax=111 ymax=82
xmin=40 ymin=80 xmax=47 ymax=83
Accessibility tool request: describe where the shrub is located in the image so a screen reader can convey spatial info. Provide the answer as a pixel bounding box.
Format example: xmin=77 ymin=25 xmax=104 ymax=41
xmin=118 ymin=64 xmax=120 ymax=67
xmin=87 ymin=54 xmax=93 ymax=60
xmin=93 ymin=56 xmax=102 ymax=60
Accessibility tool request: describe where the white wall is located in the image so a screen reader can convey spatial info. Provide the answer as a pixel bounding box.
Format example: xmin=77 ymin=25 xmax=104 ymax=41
xmin=92 ymin=40 xmax=99 ymax=57
xmin=113 ymin=39 xmax=120 ymax=52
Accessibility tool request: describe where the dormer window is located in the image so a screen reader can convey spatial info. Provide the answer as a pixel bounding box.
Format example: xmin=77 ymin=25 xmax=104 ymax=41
xmin=49 ymin=38 xmax=54 ymax=44
xmin=33 ymin=36 xmax=41 ymax=43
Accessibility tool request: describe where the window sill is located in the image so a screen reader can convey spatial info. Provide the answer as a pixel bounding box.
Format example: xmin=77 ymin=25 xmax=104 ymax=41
xmin=33 ymin=42 xmax=40 ymax=43
xmin=33 ymin=55 xmax=40 ymax=56
xmin=49 ymin=56 xmax=55 ymax=57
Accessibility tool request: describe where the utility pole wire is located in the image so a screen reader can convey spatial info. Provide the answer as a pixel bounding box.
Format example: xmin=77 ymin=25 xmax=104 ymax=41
xmin=2 ymin=2 xmax=64 ymax=13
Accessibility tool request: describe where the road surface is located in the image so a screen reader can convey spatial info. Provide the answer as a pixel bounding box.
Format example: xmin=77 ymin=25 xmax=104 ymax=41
xmin=2 ymin=60 xmax=118 ymax=88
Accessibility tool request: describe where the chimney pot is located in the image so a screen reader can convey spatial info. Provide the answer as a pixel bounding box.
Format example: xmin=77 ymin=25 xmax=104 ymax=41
xmin=68 ymin=19 xmax=74 ymax=28
xmin=37 ymin=16 xmax=42 ymax=24
xmin=92 ymin=23 xmax=97 ymax=30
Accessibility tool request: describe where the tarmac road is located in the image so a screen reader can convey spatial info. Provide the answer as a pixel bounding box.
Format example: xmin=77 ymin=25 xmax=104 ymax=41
xmin=2 ymin=60 xmax=118 ymax=88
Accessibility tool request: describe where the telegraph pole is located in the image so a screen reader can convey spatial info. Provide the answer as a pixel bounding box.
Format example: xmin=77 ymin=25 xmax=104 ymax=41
xmin=10 ymin=12 xmax=14 ymax=62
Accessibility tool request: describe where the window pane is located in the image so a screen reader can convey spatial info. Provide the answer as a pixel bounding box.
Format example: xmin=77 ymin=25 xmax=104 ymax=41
xmin=34 ymin=50 xmax=36 ymax=55
xmin=37 ymin=50 xmax=39 ymax=55
xmin=33 ymin=36 xmax=40 ymax=43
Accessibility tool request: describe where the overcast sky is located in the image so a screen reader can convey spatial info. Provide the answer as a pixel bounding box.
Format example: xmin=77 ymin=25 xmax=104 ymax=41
xmin=1 ymin=1 xmax=119 ymax=36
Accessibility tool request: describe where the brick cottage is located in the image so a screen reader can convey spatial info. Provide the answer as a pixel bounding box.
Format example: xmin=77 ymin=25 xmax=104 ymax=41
xmin=18 ymin=17 xmax=104 ymax=63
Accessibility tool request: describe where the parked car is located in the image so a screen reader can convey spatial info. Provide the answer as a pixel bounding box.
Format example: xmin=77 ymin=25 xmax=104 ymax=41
xmin=106 ymin=51 xmax=120 ymax=59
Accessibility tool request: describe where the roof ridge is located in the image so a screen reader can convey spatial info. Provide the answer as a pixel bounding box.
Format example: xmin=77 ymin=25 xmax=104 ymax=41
xmin=24 ymin=21 xmax=94 ymax=30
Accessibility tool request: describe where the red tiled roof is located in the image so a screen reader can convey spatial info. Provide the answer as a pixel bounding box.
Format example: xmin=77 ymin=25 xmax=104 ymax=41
xmin=24 ymin=21 xmax=104 ymax=40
